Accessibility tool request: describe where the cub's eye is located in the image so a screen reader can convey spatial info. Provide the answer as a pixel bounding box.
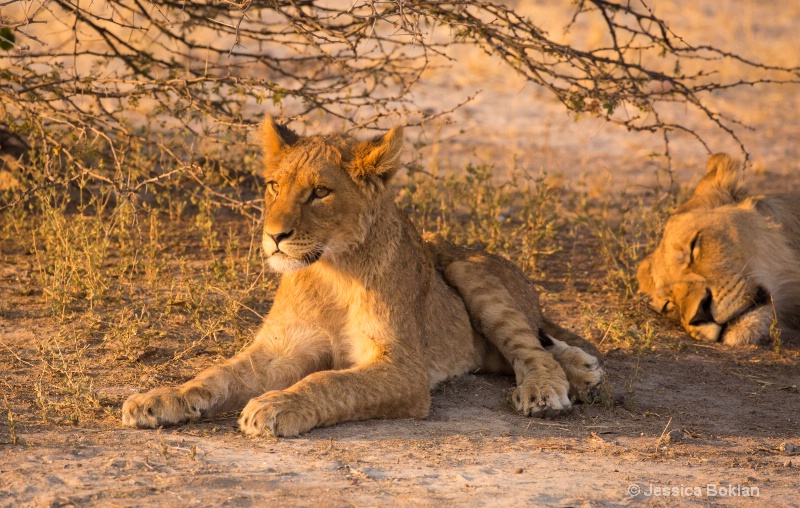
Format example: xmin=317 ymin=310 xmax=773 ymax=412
xmin=689 ymin=233 xmax=700 ymax=264
xmin=266 ymin=181 xmax=280 ymax=196
xmin=310 ymin=187 xmax=331 ymax=201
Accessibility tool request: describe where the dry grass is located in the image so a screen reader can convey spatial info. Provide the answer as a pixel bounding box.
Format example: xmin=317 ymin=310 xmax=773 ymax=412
xmin=0 ymin=159 xmax=275 ymax=429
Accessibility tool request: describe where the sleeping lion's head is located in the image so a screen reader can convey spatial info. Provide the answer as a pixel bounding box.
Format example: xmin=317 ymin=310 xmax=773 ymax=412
xmin=637 ymin=153 xmax=800 ymax=345
xmin=256 ymin=117 xmax=403 ymax=273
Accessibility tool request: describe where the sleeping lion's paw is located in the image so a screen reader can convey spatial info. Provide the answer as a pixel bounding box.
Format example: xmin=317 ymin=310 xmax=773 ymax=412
xmin=239 ymin=391 xmax=316 ymax=438
xmin=721 ymin=306 xmax=774 ymax=346
xmin=512 ymin=358 xmax=571 ymax=418
xmin=122 ymin=386 xmax=212 ymax=428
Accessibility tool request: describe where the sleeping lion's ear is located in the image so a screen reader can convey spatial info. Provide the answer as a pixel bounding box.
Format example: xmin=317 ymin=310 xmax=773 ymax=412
xmin=258 ymin=116 xmax=299 ymax=161
xmin=676 ymin=153 xmax=746 ymax=213
xmin=637 ymin=255 xmax=655 ymax=295
xmin=350 ymin=126 xmax=404 ymax=182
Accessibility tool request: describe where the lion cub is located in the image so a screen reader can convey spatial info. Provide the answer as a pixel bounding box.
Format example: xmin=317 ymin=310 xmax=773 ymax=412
xmin=122 ymin=118 xmax=603 ymax=436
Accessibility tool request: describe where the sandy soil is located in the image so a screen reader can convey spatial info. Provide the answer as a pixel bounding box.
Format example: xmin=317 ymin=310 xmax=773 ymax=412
xmin=3 ymin=1 xmax=800 ymax=506
xmin=3 ymin=344 xmax=799 ymax=506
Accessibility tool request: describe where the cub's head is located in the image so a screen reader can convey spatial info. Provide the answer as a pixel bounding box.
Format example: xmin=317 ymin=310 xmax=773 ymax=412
xmin=637 ymin=154 xmax=773 ymax=345
xmin=258 ymin=117 xmax=403 ymax=273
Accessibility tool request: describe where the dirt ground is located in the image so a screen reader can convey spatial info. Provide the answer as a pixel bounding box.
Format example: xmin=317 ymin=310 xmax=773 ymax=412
xmin=3 ymin=341 xmax=799 ymax=506
xmin=3 ymin=1 xmax=800 ymax=506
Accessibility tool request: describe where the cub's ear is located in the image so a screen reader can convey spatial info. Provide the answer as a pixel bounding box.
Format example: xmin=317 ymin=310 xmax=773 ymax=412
xmin=258 ymin=116 xmax=299 ymax=161
xmin=350 ymin=126 xmax=404 ymax=182
xmin=675 ymin=153 xmax=746 ymax=213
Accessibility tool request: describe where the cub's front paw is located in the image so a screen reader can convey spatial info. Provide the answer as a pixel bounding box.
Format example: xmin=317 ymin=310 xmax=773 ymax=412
xmin=512 ymin=369 xmax=571 ymax=418
xmin=239 ymin=391 xmax=316 ymax=438
xmin=122 ymin=386 xmax=211 ymax=428
xmin=553 ymin=347 xmax=604 ymax=403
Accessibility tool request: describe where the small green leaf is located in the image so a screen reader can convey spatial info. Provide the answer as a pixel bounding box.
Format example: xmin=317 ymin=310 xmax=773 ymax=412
xmin=0 ymin=28 xmax=15 ymax=51
xmin=603 ymin=100 xmax=618 ymax=116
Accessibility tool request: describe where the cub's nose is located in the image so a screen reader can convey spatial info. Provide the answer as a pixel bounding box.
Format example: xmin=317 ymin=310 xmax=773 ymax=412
xmin=265 ymin=229 xmax=294 ymax=245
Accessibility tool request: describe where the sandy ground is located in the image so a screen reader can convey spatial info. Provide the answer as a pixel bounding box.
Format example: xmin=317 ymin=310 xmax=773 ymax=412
xmin=3 ymin=1 xmax=800 ymax=506
xmin=3 ymin=345 xmax=799 ymax=506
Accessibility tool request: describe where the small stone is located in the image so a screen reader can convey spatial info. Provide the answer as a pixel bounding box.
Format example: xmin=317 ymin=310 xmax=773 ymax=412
xmin=512 ymin=467 xmax=524 ymax=474
xmin=108 ymin=458 xmax=127 ymax=468
xmin=779 ymin=442 xmax=796 ymax=455
xmin=783 ymin=460 xmax=792 ymax=468
xmin=666 ymin=429 xmax=684 ymax=443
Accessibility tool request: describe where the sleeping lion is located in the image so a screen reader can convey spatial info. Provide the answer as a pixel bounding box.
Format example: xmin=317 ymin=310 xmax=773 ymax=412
xmin=638 ymin=153 xmax=800 ymax=345
xmin=121 ymin=117 xmax=603 ymax=436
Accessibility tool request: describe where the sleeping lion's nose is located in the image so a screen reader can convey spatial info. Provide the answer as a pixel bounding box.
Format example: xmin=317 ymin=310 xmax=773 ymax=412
xmin=688 ymin=289 xmax=715 ymax=326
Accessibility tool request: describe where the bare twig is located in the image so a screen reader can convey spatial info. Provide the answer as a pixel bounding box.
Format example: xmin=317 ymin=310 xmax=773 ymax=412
xmin=1 ymin=0 xmax=797 ymax=211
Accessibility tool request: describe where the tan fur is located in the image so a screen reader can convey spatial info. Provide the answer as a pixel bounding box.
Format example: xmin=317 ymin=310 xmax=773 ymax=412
xmin=638 ymin=153 xmax=800 ymax=345
xmin=122 ymin=117 xmax=602 ymax=436
xmin=425 ymin=235 xmax=603 ymax=405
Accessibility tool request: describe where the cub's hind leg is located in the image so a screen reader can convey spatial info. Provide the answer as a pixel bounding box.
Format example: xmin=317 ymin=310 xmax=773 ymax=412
xmin=443 ymin=260 xmax=571 ymax=417
xmin=426 ymin=234 xmax=603 ymax=411
xmin=446 ymin=265 xmax=603 ymax=405
xmin=122 ymin=324 xmax=331 ymax=428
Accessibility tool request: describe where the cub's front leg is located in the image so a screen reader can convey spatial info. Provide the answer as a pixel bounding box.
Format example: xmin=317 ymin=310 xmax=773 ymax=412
xmin=122 ymin=384 xmax=216 ymax=429
xmin=238 ymin=389 xmax=318 ymax=437
xmin=122 ymin=324 xmax=331 ymax=428
xmin=238 ymin=358 xmax=432 ymax=437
